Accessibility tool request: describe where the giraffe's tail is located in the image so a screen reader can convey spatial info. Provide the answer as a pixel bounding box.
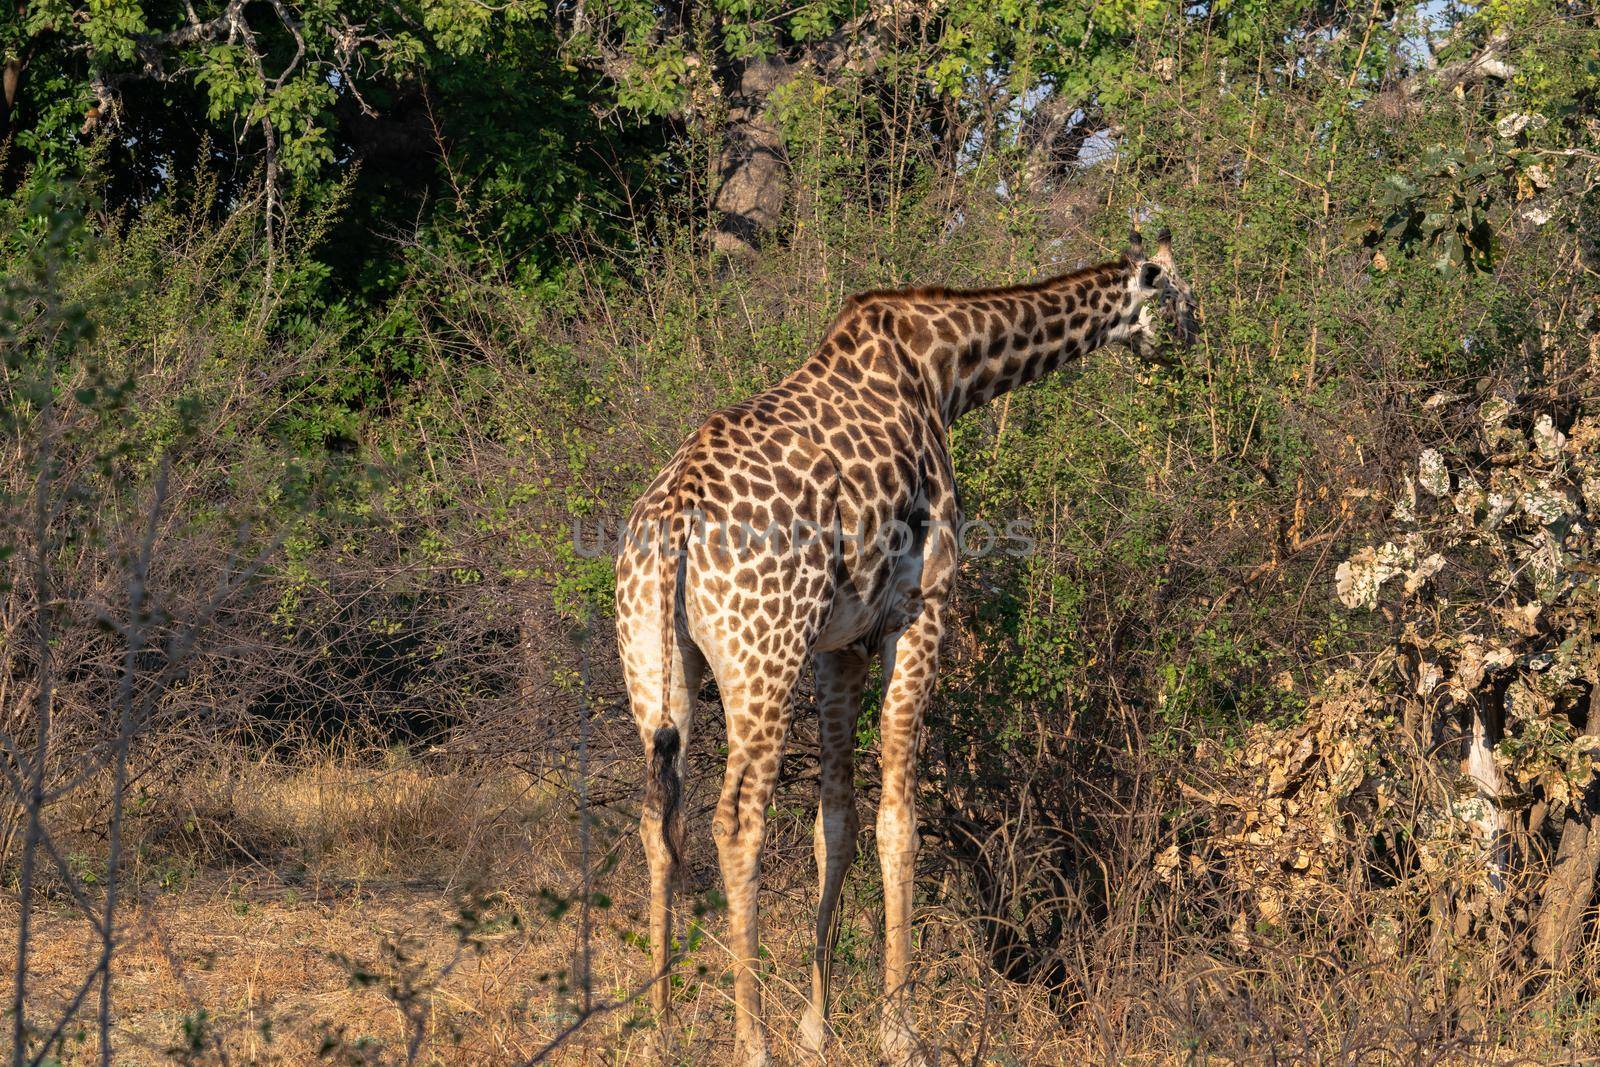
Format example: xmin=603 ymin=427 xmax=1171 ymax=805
xmin=647 ymin=462 xmax=691 ymax=877
xmin=645 ymin=724 xmax=683 ymax=873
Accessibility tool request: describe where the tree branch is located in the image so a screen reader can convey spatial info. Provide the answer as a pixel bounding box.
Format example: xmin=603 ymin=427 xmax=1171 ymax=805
xmin=1370 ymin=28 xmax=1514 ymax=118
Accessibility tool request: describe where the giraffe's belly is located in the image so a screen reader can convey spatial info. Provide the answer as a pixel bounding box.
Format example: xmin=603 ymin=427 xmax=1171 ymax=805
xmin=812 ymin=579 xmax=888 ymax=653
xmin=813 ymin=532 xmax=932 ymax=655
xmin=814 ymin=484 xmax=955 ymax=655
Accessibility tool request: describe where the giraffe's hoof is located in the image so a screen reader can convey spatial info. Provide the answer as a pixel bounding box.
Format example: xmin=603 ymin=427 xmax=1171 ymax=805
xmin=650 ymin=1027 xmax=678 ymax=1065
xmin=797 ymin=1004 xmax=830 ymax=1060
xmin=734 ymin=1038 xmax=771 ymax=1067
xmin=881 ymin=1006 xmax=933 ymax=1067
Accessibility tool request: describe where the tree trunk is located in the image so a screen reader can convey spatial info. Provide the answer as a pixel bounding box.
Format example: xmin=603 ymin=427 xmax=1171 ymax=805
xmin=1533 ymin=682 xmax=1600 ymax=969
xmin=712 ymin=105 xmax=788 ymax=260
xmin=1017 ymin=97 xmax=1103 ymax=197
xmin=711 ymin=56 xmax=792 ymax=260
xmin=2 ymin=59 xmax=20 ymax=129
xmin=706 ymin=21 xmax=879 ymax=260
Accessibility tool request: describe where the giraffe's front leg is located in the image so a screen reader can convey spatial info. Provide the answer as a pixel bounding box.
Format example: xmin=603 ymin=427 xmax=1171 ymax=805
xmin=877 ymin=603 xmax=944 ymax=1067
xmin=799 ymin=649 xmax=868 ymax=1060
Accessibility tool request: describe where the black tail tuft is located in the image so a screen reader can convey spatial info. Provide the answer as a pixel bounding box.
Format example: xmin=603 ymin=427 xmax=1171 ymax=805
xmin=645 ymin=725 xmax=684 ymax=872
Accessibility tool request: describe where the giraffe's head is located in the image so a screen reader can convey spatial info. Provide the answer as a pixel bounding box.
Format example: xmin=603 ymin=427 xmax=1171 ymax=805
xmin=1119 ymin=228 xmax=1199 ymax=362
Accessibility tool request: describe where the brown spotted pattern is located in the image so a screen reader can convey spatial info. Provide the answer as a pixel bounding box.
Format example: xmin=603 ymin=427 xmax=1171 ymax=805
xmin=614 ymin=232 xmax=1194 ymax=1066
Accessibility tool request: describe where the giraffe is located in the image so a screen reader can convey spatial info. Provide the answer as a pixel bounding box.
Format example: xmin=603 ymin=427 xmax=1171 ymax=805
xmin=614 ymin=229 xmax=1196 ymax=1065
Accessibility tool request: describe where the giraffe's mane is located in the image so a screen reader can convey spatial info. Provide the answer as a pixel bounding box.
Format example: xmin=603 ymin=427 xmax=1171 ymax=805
xmin=840 ymin=258 xmax=1129 ymax=309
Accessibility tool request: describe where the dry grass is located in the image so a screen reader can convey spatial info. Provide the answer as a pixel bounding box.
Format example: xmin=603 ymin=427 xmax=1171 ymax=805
xmin=9 ymin=748 xmax=1085 ymax=1065
xmin=122 ymin=747 xmax=556 ymax=890
xmin=9 ymin=748 xmax=1600 ymax=1065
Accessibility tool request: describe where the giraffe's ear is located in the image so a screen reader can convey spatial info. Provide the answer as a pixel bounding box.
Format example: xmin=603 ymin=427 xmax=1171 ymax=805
xmin=1128 ymin=228 xmax=1146 ymax=262
xmin=1153 ymin=228 xmax=1176 ymax=268
xmin=1139 ymin=262 xmax=1162 ymax=288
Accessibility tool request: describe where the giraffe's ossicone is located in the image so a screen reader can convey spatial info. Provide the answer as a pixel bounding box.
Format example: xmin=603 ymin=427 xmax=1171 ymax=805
xmin=615 ymin=230 xmax=1197 ymax=1066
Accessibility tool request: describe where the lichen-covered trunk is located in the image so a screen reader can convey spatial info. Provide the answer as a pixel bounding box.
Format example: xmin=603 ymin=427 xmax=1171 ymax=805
xmin=1466 ymin=694 xmax=1510 ymax=890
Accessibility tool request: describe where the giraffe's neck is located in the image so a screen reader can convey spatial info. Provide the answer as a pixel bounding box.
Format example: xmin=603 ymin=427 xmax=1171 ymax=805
xmin=903 ymin=260 xmax=1144 ymax=426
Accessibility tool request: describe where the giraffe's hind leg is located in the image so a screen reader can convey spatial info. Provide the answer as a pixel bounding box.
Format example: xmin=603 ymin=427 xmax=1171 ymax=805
xmin=618 ymin=552 xmax=705 ymax=1056
xmin=674 ymin=422 xmax=839 ymax=1064
xmin=707 ymin=648 xmax=808 ymax=1067
xmin=642 ymin=642 xmax=703 ymax=1041
xmin=799 ymin=648 xmax=868 ymax=1060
